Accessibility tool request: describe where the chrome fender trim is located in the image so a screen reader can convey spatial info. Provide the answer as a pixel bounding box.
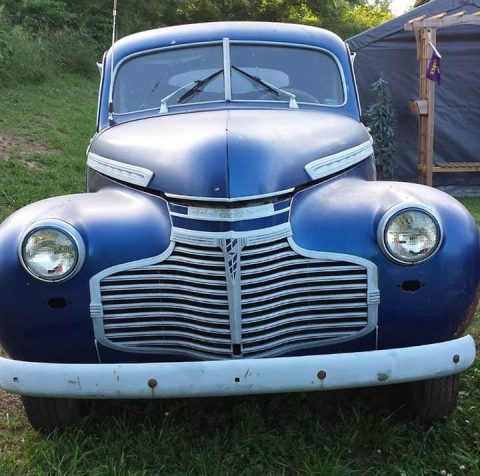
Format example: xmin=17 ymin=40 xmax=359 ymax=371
xmin=305 ymin=138 xmax=374 ymax=180
xmin=87 ymin=152 xmax=154 ymax=187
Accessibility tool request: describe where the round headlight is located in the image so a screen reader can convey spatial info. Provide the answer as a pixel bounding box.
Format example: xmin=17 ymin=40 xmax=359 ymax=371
xmin=20 ymin=221 xmax=85 ymax=282
xmin=379 ymin=207 xmax=441 ymax=264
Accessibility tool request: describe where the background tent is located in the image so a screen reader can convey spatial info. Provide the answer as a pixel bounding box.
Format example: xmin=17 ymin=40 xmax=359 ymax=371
xmin=347 ymin=0 xmax=480 ymax=186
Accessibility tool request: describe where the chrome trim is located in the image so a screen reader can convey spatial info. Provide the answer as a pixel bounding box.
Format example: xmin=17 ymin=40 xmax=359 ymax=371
xmin=109 ymin=40 xmax=223 ymax=117
xmin=229 ymin=40 xmax=348 ymax=109
xmin=304 ymin=138 xmax=374 ymax=180
xmin=170 ymin=203 xmax=288 ymax=222
xmin=111 ymin=100 xmax=227 ymax=118
xmin=87 ymin=152 xmax=154 ymax=187
xmin=90 ymin=223 xmax=379 ymax=359
xmin=19 ymin=219 xmax=86 ymax=283
xmin=223 ymin=37 xmax=232 ymax=101
xmin=165 ymin=187 xmax=295 ymax=203
xmin=96 ymin=52 xmax=107 ymax=130
xmin=0 ymin=336 xmax=475 ymax=398
xmin=109 ymin=39 xmax=349 ymax=117
xmin=346 ymin=42 xmax=362 ymax=116
xmin=219 ymin=238 xmax=244 ymax=351
xmin=171 ymin=223 xmax=292 ymax=246
xmin=376 ymin=202 xmax=443 ymax=266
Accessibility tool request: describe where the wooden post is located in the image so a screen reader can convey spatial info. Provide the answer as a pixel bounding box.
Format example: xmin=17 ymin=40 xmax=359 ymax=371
xmin=425 ymin=28 xmax=436 ymax=187
xmin=416 ymin=27 xmax=436 ymax=186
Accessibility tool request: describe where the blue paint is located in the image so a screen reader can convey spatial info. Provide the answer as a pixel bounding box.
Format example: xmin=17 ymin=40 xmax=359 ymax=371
xmin=0 ymin=23 xmax=478 ymax=367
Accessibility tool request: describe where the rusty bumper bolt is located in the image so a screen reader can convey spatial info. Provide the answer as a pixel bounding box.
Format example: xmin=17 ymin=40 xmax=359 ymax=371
xmin=453 ymin=354 xmax=460 ymax=364
xmin=148 ymin=378 xmax=158 ymax=389
xmin=317 ymin=370 xmax=327 ymax=381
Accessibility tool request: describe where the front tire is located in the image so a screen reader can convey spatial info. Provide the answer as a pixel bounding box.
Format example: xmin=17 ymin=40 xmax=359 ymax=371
xmin=21 ymin=396 xmax=84 ymax=433
xmin=403 ymin=374 xmax=460 ymax=422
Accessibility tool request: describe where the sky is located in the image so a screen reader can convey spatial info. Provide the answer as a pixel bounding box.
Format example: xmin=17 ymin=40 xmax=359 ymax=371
xmin=390 ymin=0 xmax=416 ymax=16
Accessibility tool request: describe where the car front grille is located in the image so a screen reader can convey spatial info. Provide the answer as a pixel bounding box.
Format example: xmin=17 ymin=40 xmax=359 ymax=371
xmin=239 ymin=240 xmax=370 ymax=357
xmin=99 ymin=243 xmax=232 ymax=359
xmin=92 ymin=232 xmax=378 ymax=360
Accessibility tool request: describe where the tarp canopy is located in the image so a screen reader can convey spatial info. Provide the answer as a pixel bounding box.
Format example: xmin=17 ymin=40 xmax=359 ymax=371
xmin=347 ymin=0 xmax=480 ymax=185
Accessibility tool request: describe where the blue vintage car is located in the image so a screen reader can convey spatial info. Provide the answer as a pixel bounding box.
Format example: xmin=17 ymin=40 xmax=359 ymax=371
xmin=0 ymin=22 xmax=479 ymax=431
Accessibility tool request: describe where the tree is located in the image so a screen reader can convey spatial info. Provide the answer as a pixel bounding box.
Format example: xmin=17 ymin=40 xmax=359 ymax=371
xmin=365 ymin=76 xmax=397 ymax=180
xmin=414 ymin=0 xmax=430 ymax=7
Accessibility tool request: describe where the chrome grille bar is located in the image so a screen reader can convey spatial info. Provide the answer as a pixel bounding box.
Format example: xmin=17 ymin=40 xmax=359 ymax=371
xmin=91 ymin=231 xmax=378 ymax=360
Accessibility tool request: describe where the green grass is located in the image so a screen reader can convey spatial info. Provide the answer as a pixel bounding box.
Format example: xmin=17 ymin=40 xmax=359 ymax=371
xmin=0 ymin=74 xmax=97 ymax=222
xmin=1 ymin=77 xmax=480 ymax=475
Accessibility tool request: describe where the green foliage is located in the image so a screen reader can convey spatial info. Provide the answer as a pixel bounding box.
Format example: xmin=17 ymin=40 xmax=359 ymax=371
xmin=6 ymin=0 xmax=75 ymax=32
xmin=0 ymin=0 xmax=394 ymax=88
xmin=365 ymin=76 xmax=397 ymax=180
xmin=339 ymin=1 xmax=394 ymax=38
xmin=414 ymin=0 xmax=430 ymax=7
xmin=0 ymin=6 xmax=56 ymax=87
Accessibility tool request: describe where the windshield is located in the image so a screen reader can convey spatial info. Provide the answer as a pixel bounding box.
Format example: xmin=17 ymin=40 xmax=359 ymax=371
xmin=113 ymin=44 xmax=225 ymax=114
xmin=230 ymin=44 xmax=344 ymax=105
xmin=112 ymin=41 xmax=345 ymax=115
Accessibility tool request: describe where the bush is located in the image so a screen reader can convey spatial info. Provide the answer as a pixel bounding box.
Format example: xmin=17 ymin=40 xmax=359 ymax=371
xmin=46 ymin=30 xmax=99 ymax=74
xmin=365 ymin=76 xmax=397 ymax=180
xmin=0 ymin=8 xmax=56 ymax=87
xmin=0 ymin=6 xmax=99 ymax=87
xmin=3 ymin=0 xmax=75 ymax=32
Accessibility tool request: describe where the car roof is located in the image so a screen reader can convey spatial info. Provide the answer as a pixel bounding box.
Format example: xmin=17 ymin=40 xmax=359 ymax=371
xmin=111 ymin=21 xmax=347 ymax=66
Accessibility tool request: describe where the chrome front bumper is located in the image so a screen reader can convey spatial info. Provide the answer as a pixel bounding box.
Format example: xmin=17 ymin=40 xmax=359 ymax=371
xmin=0 ymin=335 xmax=475 ymax=399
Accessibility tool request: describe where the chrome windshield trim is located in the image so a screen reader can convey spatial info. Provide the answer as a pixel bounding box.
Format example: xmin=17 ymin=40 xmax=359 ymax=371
xmin=109 ymin=40 xmax=349 ymax=116
xmin=229 ymin=40 xmax=348 ymax=108
xmin=109 ymin=40 xmax=224 ymax=116
xmin=223 ymin=37 xmax=232 ymax=101
xmin=87 ymin=152 xmax=154 ymax=187
xmin=304 ymin=138 xmax=374 ymax=180
xmin=165 ymin=187 xmax=295 ymax=203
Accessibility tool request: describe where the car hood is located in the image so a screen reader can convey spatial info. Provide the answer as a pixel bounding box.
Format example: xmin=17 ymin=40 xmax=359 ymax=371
xmin=89 ymin=109 xmax=370 ymax=200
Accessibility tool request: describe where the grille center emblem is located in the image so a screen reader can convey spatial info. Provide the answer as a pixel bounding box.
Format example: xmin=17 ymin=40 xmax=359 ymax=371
xmin=220 ymin=238 xmax=243 ymax=282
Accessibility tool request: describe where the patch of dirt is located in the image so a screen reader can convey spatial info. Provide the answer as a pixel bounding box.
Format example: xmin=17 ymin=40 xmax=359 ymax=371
xmin=0 ymin=389 xmax=23 ymax=427
xmin=0 ymin=133 xmax=50 ymax=170
xmin=39 ymin=113 xmax=54 ymax=125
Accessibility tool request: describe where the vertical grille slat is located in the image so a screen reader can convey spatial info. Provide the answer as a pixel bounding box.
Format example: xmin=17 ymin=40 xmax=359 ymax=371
xmin=95 ymin=235 xmax=376 ymax=360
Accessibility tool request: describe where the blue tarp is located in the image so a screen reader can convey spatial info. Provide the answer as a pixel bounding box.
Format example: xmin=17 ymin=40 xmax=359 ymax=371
xmin=347 ymin=0 xmax=480 ymax=185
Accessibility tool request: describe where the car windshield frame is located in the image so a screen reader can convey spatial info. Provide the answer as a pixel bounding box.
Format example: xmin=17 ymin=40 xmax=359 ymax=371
xmin=110 ymin=38 xmax=348 ymax=117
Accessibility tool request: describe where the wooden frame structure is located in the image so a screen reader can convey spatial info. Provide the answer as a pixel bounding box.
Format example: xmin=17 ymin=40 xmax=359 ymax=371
xmin=405 ymin=11 xmax=480 ymax=186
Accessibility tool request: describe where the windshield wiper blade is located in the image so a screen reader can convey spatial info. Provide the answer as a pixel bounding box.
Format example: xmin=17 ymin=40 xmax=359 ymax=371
xmin=177 ymin=68 xmax=224 ymax=104
xmin=159 ymin=81 xmax=197 ymax=114
xmin=231 ymin=65 xmax=298 ymax=109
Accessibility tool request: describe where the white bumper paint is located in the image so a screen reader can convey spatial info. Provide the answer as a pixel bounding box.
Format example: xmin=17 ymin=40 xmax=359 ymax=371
xmin=0 ymin=335 xmax=475 ymax=399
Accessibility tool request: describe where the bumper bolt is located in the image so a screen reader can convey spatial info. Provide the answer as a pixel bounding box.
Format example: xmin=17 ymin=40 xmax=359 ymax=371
xmin=147 ymin=378 xmax=158 ymax=389
xmin=317 ymin=370 xmax=327 ymax=381
xmin=453 ymin=354 xmax=460 ymax=364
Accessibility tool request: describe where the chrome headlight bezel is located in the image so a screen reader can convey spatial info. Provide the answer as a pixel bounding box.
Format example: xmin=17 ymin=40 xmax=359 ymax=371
xmin=19 ymin=219 xmax=86 ymax=283
xmin=377 ymin=203 xmax=443 ymax=265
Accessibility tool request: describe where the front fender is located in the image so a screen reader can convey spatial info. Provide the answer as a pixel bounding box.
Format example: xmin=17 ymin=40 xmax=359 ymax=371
xmin=290 ymin=177 xmax=480 ymax=348
xmin=0 ymin=186 xmax=171 ymax=362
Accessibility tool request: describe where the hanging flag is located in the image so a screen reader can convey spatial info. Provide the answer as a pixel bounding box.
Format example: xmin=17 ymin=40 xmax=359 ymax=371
xmin=426 ymin=43 xmax=441 ymax=85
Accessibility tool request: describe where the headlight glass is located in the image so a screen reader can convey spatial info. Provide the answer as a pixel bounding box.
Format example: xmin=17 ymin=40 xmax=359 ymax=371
xmin=22 ymin=228 xmax=78 ymax=281
xmin=383 ymin=209 xmax=440 ymax=264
